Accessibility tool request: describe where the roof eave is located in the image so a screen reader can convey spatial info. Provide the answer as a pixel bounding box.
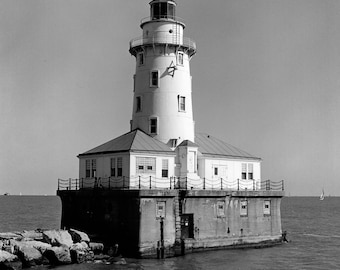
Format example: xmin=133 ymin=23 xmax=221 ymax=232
xmin=199 ymin=153 xmax=262 ymax=161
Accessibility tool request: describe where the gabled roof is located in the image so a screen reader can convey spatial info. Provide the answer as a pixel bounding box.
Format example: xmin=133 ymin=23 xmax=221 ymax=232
xmin=178 ymin=140 xmax=199 ymax=147
xmin=195 ymin=133 xmax=261 ymax=160
xmin=78 ymin=129 xmax=174 ymax=156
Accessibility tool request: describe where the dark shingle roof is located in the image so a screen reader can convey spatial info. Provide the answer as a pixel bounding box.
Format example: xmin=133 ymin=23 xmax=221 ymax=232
xmin=78 ymin=129 xmax=174 ymax=156
xmin=195 ymin=133 xmax=261 ymax=160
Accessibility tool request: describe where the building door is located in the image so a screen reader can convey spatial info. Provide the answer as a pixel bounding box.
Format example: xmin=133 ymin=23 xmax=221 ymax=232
xmin=188 ymin=151 xmax=196 ymax=173
xmin=181 ymin=214 xmax=194 ymax=238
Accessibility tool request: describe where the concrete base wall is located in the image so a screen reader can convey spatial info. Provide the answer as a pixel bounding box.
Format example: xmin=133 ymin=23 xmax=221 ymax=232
xmin=57 ymin=189 xmax=284 ymax=258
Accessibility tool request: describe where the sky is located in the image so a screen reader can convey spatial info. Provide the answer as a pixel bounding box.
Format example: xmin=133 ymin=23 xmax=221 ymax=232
xmin=1 ymin=0 xmax=339 ymax=196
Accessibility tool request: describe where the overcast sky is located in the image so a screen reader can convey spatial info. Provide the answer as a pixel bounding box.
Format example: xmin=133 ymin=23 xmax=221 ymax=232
xmin=1 ymin=0 xmax=339 ymax=196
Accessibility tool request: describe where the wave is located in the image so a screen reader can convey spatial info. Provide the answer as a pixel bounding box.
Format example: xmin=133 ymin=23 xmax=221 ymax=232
xmin=303 ymin=233 xmax=340 ymax=238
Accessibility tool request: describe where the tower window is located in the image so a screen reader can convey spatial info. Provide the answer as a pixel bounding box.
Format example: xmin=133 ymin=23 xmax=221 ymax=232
xmin=138 ymin=52 xmax=144 ymax=66
xmin=177 ymin=52 xmax=184 ymax=65
xmin=136 ymin=96 xmax=142 ymax=112
xmin=151 ymin=2 xmax=175 ymax=20
xmin=214 ymin=167 xmax=218 ymax=176
xmin=178 ymin=96 xmax=186 ymax=112
xmin=150 ymin=71 xmax=159 ymax=87
xmin=150 ymin=118 xmax=158 ymax=134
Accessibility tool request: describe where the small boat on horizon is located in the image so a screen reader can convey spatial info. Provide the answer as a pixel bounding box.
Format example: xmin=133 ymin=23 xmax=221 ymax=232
xmin=320 ymin=189 xmax=325 ymax=201
xmin=3 ymin=192 xmax=10 ymax=196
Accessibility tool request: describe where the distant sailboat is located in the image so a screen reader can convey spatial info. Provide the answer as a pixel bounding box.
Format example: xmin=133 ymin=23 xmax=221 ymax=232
xmin=320 ymin=189 xmax=325 ymax=201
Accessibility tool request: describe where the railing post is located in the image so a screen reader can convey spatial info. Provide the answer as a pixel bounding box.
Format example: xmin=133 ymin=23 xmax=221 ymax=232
xmin=108 ymin=177 xmax=111 ymax=190
xmin=220 ymin=178 xmax=223 ymax=190
xmin=69 ymin=178 xmax=71 ymax=190
xmin=203 ymin=177 xmax=206 ymax=190
xmin=139 ymin=176 xmax=141 ymax=189
xmin=57 ymin=179 xmax=60 ymax=190
xmin=237 ymin=179 xmax=240 ymax=191
xmin=169 ymin=177 xmax=172 ymax=190
xmin=149 ymin=176 xmax=152 ymax=189
xmin=253 ymin=179 xmax=255 ymax=190
xmin=185 ymin=177 xmax=188 ymax=190
xmin=75 ymin=179 xmax=78 ymax=190
xmin=123 ymin=176 xmax=125 ymax=189
xmin=282 ymin=180 xmax=284 ymax=191
xmin=266 ymin=180 xmax=270 ymax=190
xmin=81 ymin=178 xmax=83 ymax=189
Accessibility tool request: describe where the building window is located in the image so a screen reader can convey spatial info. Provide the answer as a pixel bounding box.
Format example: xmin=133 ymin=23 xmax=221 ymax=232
xmin=162 ymin=159 xmax=169 ymax=178
xmin=137 ymin=52 xmax=144 ymax=66
xmin=248 ymin=164 xmax=253 ymax=179
xmin=86 ymin=160 xmax=91 ymax=178
xmin=178 ymin=95 xmax=186 ymax=112
xmin=136 ymin=157 xmax=156 ymax=174
xmin=133 ymin=74 xmax=136 ymax=92
xmin=150 ymin=117 xmax=158 ymax=134
xmin=85 ymin=159 xmax=97 ymax=178
xmin=136 ymin=96 xmax=142 ymax=112
xmin=156 ymin=201 xmax=166 ymax=218
xmin=242 ymin=163 xmax=254 ymax=180
xmin=177 ymin=52 xmax=184 ymax=65
xmin=241 ymin=163 xmax=247 ymax=179
xmin=150 ymin=70 xmax=159 ymax=87
xmin=264 ymin=200 xmax=271 ymax=216
xmin=217 ymin=201 xmax=225 ymax=217
xmin=111 ymin=158 xmax=116 ymax=177
xmin=240 ymin=200 xmax=248 ymax=216
xmin=117 ymin=157 xmax=123 ymax=177
xmin=214 ymin=167 xmax=218 ymax=176
xmin=91 ymin=159 xmax=97 ymax=177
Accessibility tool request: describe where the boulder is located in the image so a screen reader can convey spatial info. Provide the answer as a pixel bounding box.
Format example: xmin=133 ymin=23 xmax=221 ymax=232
xmin=0 ymin=232 xmax=21 ymax=240
xmin=89 ymin=242 xmax=104 ymax=254
xmin=19 ymin=230 xmax=43 ymax=241
xmin=69 ymin=229 xmax=90 ymax=243
xmin=10 ymin=240 xmax=51 ymax=254
xmin=43 ymin=246 xmax=71 ymax=265
xmin=0 ymin=250 xmax=17 ymax=262
xmin=69 ymin=242 xmax=90 ymax=264
xmin=16 ymin=246 xmax=42 ymax=267
xmin=0 ymin=250 xmax=21 ymax=270
xmin=42 ymin=230 xmax=73 ymax=247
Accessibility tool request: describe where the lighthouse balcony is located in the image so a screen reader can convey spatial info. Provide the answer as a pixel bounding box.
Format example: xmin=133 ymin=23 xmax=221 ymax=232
xmin=129 ymin=35 xmax=196 ymax=57
xmin=140 ymin=15 xmax=186 ymax=27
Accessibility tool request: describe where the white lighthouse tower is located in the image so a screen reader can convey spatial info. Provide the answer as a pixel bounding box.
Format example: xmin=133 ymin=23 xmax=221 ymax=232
xmin=129 ymin=0 xmax=196 ymax=147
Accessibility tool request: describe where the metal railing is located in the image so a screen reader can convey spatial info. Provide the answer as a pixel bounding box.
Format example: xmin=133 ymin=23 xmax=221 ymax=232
xmin=129 ymin=36 xmax=196 ymax=52
xmin=57 ymin=176 xmax=284 ymax=192
xmin=140 ymin=15 xmax=186 ymax=25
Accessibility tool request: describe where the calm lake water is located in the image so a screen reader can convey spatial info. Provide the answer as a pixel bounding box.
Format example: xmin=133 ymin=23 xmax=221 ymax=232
xmin=1 ymin=196 xmax=340 ymax=269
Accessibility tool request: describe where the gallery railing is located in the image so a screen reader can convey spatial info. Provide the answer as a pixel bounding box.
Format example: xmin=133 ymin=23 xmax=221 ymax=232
xmin=57 ymin=176 xmax=284 ymax=192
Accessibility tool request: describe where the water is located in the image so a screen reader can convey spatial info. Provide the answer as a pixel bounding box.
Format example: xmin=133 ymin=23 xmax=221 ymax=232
xmin=1 ymin=196 xmax=340 ymax=269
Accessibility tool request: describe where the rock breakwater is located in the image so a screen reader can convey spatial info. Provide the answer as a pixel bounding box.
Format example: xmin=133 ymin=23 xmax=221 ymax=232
xmin=0 ymin=228 xmax=125 ymax=269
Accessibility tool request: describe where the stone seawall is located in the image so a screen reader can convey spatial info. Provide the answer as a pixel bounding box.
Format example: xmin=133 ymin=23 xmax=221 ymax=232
xmin=0 ymin=228 xmax=127 ymax=269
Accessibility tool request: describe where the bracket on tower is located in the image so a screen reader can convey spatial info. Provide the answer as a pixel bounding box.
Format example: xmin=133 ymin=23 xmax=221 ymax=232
xmin=167 ymin=61 xmax=177 ymax=77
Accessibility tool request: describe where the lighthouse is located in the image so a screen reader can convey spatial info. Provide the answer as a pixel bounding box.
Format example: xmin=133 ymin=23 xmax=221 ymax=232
xmin=129 ymin=0 xmax=196 ymax=146
xmin=58 ymin=0 xmax=285 ymax=258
